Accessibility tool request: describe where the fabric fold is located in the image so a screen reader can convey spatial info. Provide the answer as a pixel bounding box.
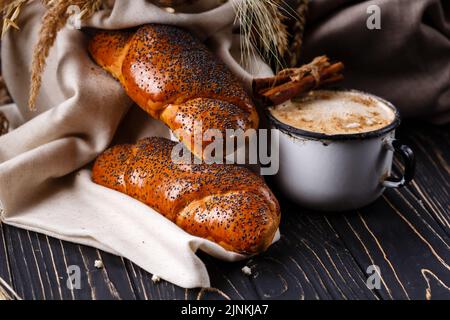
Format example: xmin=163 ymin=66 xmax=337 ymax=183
xmin=0 ymin=0 xmax=274 ymax=288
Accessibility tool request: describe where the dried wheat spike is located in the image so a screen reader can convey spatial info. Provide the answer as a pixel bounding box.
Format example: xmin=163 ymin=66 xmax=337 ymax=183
xmin=0 ymin=276 xmax=21 ymax=300
xmin=29 ymin=0 xmax=104 ymax=110
xmin=286 ymin=0 xmax=309 ymax=68
xmin=233 ymin=0 xmax=289 ymax=70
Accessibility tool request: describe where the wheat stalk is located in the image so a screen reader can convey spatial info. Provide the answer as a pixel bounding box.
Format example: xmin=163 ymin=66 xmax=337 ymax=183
xmin=29 ymin=0 xmax=78 ymax=110
xmin=233 ymin=0 xmax=290 ymax=71
xmin=1 ymin=0 xmax=29 ymax=37
xmin=28 ymin=0 xmax=104 ymax=110
xmin=286 ymin=0 xmax=309 ymax=67
xmin=0 ymin=276 xmax=21 ymax=300
xmin=0 ymin=0 xmax=106 ymax=110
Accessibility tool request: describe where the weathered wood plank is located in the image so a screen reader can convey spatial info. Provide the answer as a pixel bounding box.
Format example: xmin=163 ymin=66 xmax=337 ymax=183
xmin=121 ymin=253 xmax=259 ymax=300
xmin=396 ymin=123 xmax=450 ymax=233
xmin=328 ymin=190 xmax=450 ymax=300
xmin=197 ymin=253 xmax=261 ymax=300
xmin=94 ymin=251 xmax=137 ymax=299
xmin=3 ymin=225 xmax=43 ymax=299
xmin=0 ymin=222 xmax=16 ymax=299
xmin=2 ymin=225 xmax=137 ymax=300
xmin=73 ymin=246 xmax=136 ymax=300
xmin=124 ymin=260 xmax=183 ymax=300
xmin=246 ymin=198 xmax=380 ymax=300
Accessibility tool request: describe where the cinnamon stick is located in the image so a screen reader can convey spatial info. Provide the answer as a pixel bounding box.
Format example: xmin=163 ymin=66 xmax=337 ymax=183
xmin=253 ymin=55 xmax=344 ymax=105
xmin=253 ymin=56 xmax=334 ymax=93
xmin=259 ymin=62 xmax=344 ymax=105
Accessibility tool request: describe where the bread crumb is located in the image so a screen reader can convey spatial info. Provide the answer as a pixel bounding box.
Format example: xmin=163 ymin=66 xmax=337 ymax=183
xmin=151 ymin=274 xmax=161 ymax=283
xmin=94 ymin=260 xmax=104 ymax=269
xmin=241 ymin=266 xmax=252 ymax=276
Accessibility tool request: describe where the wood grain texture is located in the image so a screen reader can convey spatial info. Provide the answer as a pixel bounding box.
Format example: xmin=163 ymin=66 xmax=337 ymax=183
xmin=0 ymin=222 xmax=16 ymax=299
xmin=397 ymin=122 xmax=450 ymax=233
xmin=0 ymin=121 xmax=449 ymax=300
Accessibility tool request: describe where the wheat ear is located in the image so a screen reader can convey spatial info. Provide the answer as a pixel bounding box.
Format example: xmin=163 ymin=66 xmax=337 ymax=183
xmin=287 ymin=0 xmax=309 ymax=67
xmin=233 ymin=0 xmax=289 ymax=70
xmin=29 ymin=0 xmax=104 ymax=110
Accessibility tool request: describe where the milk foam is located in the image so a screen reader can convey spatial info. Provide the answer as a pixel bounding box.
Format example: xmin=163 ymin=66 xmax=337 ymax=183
xmin=270 ymin=90 xmax=395 ymax=135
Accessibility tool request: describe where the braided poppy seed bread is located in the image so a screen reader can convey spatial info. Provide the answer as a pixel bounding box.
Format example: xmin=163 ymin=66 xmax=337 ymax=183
xmin=88 ymin=24 xmax=259 ymax=159
xmin=92 ymin=137 xmax=280 ymax=254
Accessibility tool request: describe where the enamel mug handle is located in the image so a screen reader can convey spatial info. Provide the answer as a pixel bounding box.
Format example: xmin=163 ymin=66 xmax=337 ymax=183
xmin=383 ymin=140 xmax=416 ymax=188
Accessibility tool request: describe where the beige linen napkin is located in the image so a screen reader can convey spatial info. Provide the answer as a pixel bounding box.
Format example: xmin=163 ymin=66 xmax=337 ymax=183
xmin=0 ymin=0 xmax=275 ymax=289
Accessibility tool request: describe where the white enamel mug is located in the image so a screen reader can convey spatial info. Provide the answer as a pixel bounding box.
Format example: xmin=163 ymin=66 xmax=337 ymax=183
xmin=267 ymin=90 xmax=415 ymax=211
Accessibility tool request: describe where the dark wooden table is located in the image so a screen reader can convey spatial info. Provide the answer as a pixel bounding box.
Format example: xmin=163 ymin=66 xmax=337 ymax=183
xmin=0 ymin=121 xmax=449 ymax=300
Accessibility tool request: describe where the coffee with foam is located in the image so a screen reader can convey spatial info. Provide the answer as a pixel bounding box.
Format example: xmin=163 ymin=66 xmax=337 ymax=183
xmin=269 ymin=90 xmax=395 ymax=135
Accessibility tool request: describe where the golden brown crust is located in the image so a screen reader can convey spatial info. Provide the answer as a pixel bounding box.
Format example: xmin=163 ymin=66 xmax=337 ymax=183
xmin=92 ymin=137 xmax=280 ymax=254
xmin=160 ymin=98 xmax=255 ymax=159
xmin=88 ymin=30 xmax=133 ymax=81
xmin=121 ymin=25 xmax=255 ymax=115
xmin=88 ymin=24 xmax=259 ymax=157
